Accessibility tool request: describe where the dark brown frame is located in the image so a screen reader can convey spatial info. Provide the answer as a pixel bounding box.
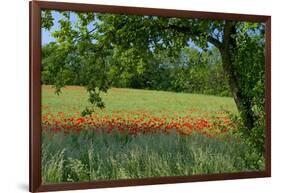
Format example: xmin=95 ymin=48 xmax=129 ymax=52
xmin=30 ymin=1 xmax=271 ymax=192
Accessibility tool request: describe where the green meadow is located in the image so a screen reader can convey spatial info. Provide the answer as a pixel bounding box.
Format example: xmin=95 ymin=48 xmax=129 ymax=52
xmin=41 ymin=86 xmax=262 ymax=184
xmin=42 ymin=85 xmax=238 ymax=116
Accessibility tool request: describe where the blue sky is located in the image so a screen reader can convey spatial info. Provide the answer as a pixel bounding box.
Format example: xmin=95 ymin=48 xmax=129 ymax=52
xmin=42 ymin=11 xmax=59 ymax=45
xmin=42 ymin=11 xmax=77 ymax=45
xmin=42 ymin=27 xmax=56 ymax=45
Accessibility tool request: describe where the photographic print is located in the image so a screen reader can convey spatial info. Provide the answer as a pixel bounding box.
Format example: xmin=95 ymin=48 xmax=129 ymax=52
xmin=30 ymin=1 xmax=271 ymax=192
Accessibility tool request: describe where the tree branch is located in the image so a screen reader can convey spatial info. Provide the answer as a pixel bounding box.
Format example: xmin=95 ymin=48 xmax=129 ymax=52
xmin=207 ymin=36 xmax=222 ymax=49
xmin=73 ymin=26 xmax=98 ymax=43
xmin=162 ymin=24 xmax=223 ymax=49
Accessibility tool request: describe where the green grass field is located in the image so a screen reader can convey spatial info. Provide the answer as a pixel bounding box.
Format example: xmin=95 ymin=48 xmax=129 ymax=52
xmin=41 ymin=85 xmax=262 ymax=184
xmin=42 ymin=85 xmax=238 ymax=116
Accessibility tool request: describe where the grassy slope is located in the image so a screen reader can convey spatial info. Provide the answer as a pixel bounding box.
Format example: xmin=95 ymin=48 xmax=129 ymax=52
xmin=42 ymin=85 xmax=238 ymax=116
xmin=42 ymin=85 xmax=259 ymax=184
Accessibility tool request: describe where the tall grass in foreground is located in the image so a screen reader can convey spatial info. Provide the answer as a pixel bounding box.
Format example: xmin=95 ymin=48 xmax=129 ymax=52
xmin=42 ymin=130 xmax=263 ymax=184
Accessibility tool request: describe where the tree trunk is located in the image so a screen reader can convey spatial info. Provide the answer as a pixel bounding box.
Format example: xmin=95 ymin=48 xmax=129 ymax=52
xmin=219 ymin=21 xmax=254 ymax=130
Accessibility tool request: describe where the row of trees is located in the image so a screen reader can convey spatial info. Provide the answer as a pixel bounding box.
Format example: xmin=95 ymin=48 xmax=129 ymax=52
xmin=42 ymin=43 xmax=231 ymax=96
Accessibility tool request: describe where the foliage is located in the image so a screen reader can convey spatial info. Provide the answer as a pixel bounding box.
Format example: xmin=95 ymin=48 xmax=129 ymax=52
xmin=228 ymin=113 xmax=265 ymax=169
xmin=167 ymin=47 xmax=230 ymax=96
xmin=227 ymin=22 xmax=266 ymax=160
xmin=42 ymin=44 xmax=231 ymax=96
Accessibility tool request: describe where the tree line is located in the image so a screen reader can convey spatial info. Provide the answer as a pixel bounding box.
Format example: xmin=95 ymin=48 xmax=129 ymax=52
xmin=42 ymin=43 xmax=231 ymax=97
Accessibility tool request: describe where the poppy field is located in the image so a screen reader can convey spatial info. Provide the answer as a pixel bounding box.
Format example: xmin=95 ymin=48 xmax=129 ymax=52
xmin=41 ymin=85 xmax=260 ymax=184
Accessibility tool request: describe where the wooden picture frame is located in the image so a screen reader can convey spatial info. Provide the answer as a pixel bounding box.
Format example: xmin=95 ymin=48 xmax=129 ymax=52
xmin=30 ymin=1 xmax=271 ymax=192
